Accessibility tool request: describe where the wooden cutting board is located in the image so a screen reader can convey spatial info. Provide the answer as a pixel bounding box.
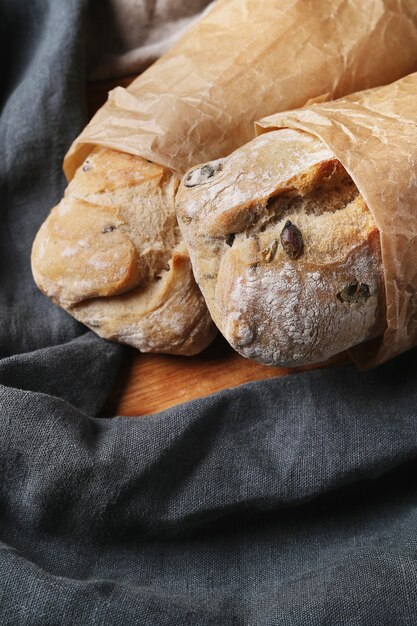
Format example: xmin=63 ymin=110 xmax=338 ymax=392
xmin=104 ymin=337 xmax=350 ymax=416
xmin=87 ymin=78 xmax=351 ymax=417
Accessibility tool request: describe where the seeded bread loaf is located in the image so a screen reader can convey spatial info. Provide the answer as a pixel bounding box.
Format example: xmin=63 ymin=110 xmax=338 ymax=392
xmin=31 ymin=147 xmax=217 ymax=355
xmin=176 ymin=129 xmax=386 ymax=366
xmin=31 ymin=0 xmax=417 ymax=358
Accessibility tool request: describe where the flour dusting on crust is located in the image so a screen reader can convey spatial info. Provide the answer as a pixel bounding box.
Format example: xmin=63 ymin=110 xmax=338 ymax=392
xmin=224 ymin=248 xmax=380 ymax=366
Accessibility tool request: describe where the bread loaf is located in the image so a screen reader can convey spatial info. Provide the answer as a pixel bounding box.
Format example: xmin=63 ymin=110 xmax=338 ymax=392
xmin=176 ymin=129 xmax=386 ymax=366
xmin=31 ymin=147 xmax=216 ymax=355
xmin=32 ymin=0 xmax=417 ymax=357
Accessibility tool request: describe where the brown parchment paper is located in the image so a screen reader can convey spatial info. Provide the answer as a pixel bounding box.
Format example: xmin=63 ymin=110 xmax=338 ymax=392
xmin=256 ymin=71 xmax=417 ymax=368
xmin=64 ymin=0 xmax=417 ymax=180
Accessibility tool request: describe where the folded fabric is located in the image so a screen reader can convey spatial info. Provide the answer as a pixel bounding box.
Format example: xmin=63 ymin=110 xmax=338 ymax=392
xmin=86 ymin=0 xmax=214 ymax=80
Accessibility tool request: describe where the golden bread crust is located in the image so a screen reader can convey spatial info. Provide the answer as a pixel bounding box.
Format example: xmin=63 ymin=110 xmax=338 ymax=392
xmin=31 ymin=148 xmax=216 ymax=356
xmin=176 ymin=129 xmax=385 ymax=366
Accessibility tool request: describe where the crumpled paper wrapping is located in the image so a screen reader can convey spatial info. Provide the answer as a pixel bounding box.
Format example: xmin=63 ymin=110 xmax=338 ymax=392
xmin=256 ymin=72 xmax=417 ymax=367
xmin=65 ymin=0 xmax=417 ymax=180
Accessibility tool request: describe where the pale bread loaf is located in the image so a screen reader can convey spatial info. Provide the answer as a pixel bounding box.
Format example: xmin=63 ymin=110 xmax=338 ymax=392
xmin=31 ymin=147 xmax=217 ymax=355
xmin=176 ymin=129 xmax=386 ymax=366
